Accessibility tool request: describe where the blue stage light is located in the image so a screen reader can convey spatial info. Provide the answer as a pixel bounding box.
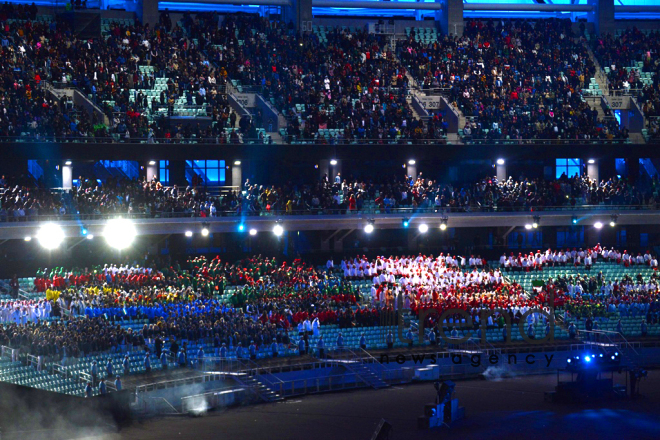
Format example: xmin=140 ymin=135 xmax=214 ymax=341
xmin=585 ymin=356 xmax=591 ymax=362
xmin=238 ymin=224 xmax=245 ymax=232
xmin=567 ymin=359 xmax=571 ymax=363
xmin=611 ymin=356 xmax=615 ymax=360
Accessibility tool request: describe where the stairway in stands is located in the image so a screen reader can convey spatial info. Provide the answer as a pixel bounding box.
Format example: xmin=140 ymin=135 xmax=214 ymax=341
xmin=341 ymin=360 xmax=388 ymax=389
xmin=234 ymin=372 xmax=283 ymax=402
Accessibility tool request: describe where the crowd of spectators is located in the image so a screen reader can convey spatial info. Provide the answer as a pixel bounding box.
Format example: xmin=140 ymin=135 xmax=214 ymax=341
xmin=2 ymin=9 xmax=656 ymax=144
xmin=591 ymin=28 xmax=660 ymax=141
xmin=1 ymin=169 xmax=658 ymax=221
xmin=0 ymin=243 xmax=658 ymax=368
xmin=399 ymin=18 xmax=627 ymax=142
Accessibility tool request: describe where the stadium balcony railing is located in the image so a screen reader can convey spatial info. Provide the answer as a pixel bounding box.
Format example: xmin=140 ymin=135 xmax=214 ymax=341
xmin=0 ymin=135 xmax=453 ymax=145
xmin=461 ymin=138 xmax=635 ymax=145
xmin=0 ymin=204 xmax=657 ymax=223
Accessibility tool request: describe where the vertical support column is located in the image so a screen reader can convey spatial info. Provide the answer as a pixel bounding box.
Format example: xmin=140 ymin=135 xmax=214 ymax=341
xmin=62 ymin=162 xmax=73 ymax=190
xmin=319 ymin=159 xmax=330 ymax=183
xmin=406 ymin=161 xmax=417 ymax=180
xmin=436 ymin=0 xmax=464 ymax=37
xmin=231 ymin=160 xmax=243 ymax=189
xmin=136 ymin=0 xmax=159 ymax=27
xmin=496 ymin=160 xmax=507 ymax=182
xmin=588 ymin=0 xmax=614 ymax=37
xmin=146 ymin=160 xmax=158 ymax=182
xmin=285 ymin=0 xmax=312 ymax=34
xmin=586 ymin=159 xmax=600 ymax=183
xmin=320 ymin=159 xmax=341 ymax=184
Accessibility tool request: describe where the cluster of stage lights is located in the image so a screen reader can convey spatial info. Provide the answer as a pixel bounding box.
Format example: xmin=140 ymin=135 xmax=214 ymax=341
xmin=566 ymin=351 xmax=620 ymax=368
xmin=526 ymin=214 xmax=619 ymax=229
xmin=26 ymin=219 xmax=137 ymax=250
xmin=365 ymin=218 xmax=449 ymax=234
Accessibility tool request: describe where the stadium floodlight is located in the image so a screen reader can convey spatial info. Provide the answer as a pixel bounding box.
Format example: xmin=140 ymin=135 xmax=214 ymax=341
xmin=37 ymin=223 xmax=65 ymax=250
xmin=330 ymin=159 xmax=338 ymax=166
xmin=524 ymin=224 xmax=533 ymax=230
xmin=24 ymin=236 xmax=32 ymax=242
xmin=185 ymin=230 xmax=193 ymax=237
xmin=594 ymin=222 xmax=603 ymax=229
xmin=496 ymin=158 xmax=505 ymax=166
xmin=408 ymin=159 xmax=416 ymax=165
xmin=104 ymin=219 xmax=137 ymax=250
xmin=418 ymin=223 xmax=429 ymax=233
xmin=249 ymin=228 xmax=258 ymax=236
xmin=273 ymin=224 xmax=284 ymax=237
xmin=364 ymin=220 xmax=375 ymax=234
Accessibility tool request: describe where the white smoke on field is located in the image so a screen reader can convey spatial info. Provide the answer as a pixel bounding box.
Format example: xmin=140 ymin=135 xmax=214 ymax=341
xmin=482 ymin=366 xmax=516 ymax=381
xmin=179 ymin=383 xmax=210 ymax=416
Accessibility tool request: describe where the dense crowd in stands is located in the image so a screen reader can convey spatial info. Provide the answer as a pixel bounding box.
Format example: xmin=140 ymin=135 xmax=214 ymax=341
xmin=592 ymin=27 xmax=660 ymax=141
xmin=399 ymin=18 xmax=627 ymax=142
xmin=0 ymin=242 xmax=657 ymax=374
xmin=499 ymin=246 xmax=660 ymax=324
xmin=2 ymin=8 xmax=659 ymax=143
xmin=1 ymin=170 xmax=658 ymax=220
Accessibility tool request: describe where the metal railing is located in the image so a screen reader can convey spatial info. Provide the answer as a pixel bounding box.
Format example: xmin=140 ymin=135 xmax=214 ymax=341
xmin=462 ymin=138 xmax=632 ymax=145
xmin=0 ymin=203 xmax=655 ymax=224
xmin=135 ymin=373 xmax=222 ymax=395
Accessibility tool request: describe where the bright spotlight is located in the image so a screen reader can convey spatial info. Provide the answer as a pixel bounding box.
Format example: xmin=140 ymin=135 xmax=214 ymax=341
xmin=238 ymin=224 xmax=245 ymax=232
xmin=364 ymin=223 xmax=374 ymax=234
xmin=104 ymin=219 xmax=137 ymax=250
xmin=496 ymin=158 xmax=505 ymax=165
xmin=609 ymin=221 xmax=616 ymax=227
xmin=567 ymin=359 xmax=571 ymax=363
xmin=86 ymin=234 xmax=94 ymax=240
xmin=588 ymin=159 xmax=595 ymax=164
xmin=532 ymin=222 xmax=538 ymax=229
xmin=585 ymin=356 xmax=591 ymax=362
xmin=402 ymin=218 xmax=409 ymax=228
xmin=594 ymin=222 xmax=603 ymax=229
xmin=439 ymin=223 xmax=447 ymax=231
xmin=408 ymin=159 xmax=416 ymax=165
xmin=524 ymin=224 xmax=533 ymax=230
xmin=148 ymin=160 xmax=156 ymax=166
xmin=37 ymin=224 xmax=65 ymax=250
xmin=572 ymin=216 xmax=578 ymax=225
xmin=249 ymin=228 xmax=257 ymax=236
xmin=273 ymin=224 xmax=284 ymax=236
xmin=610 ymin=215 xmax=618 ymax=227
xmin=234 ymin=160 xmax=242 ymax=166
xmin=330 ymin=159 xmax=338 ymax=166
xmin=201 ymin=227 xmax=210 ymax=237
xmin=24 ymin=236 xmax=32 ymax=242
xmin=185 ymin=230 xmax=193 ymax=237
xmin=64 ymin=160 xmax=72 ymax=166
xmin=418 ymin=223 xmax=429 ymax=233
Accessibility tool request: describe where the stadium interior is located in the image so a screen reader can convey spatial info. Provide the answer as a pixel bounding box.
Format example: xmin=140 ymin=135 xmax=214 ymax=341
xmin=0 ymin=0 xmax=660 ymax=439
